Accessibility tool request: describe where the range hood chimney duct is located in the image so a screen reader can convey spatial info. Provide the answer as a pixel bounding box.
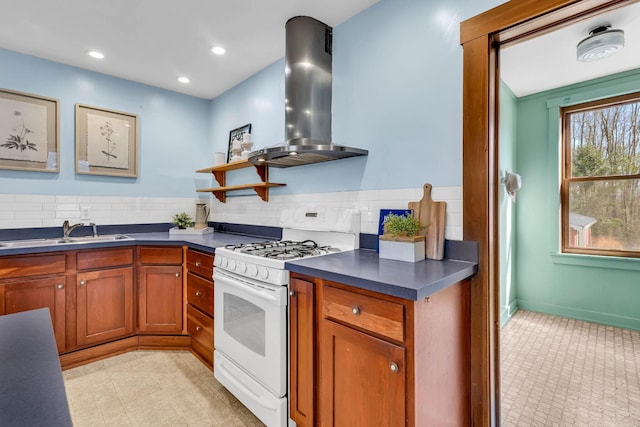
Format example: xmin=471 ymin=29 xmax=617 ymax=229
xmin=248 ymin=16 xmax=368 ymax=168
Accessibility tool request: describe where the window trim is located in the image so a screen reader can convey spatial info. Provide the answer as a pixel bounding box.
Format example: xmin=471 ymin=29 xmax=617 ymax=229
xmin=560 ymin=91 xmax=640 ymax=258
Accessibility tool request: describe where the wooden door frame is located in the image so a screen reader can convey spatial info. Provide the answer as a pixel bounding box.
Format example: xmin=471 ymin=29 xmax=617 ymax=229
xmin=460 ymin=0 xmax=631 ymax=425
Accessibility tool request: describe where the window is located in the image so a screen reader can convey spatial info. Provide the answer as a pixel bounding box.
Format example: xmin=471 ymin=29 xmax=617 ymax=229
xmin=561 ymin=92 xmax=640 ymax=257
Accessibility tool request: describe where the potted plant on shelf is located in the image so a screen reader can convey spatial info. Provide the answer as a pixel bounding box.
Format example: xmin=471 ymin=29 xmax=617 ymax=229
xmin=379 ymin=213 xmax=425 ymax=262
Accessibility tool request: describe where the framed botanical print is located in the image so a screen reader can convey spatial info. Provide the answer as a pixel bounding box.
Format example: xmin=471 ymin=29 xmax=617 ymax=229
xmin=0 ymin=88 xmax=60 ymax=172
xmin=75 ymin=104 xmax=138 ymax=177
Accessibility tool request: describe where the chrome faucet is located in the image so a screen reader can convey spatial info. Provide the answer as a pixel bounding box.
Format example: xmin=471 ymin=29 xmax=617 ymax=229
xmin=62 ymin=220 xmax=84 ymax=239
xmin=90 ymin=222 xmax=98 ymax=237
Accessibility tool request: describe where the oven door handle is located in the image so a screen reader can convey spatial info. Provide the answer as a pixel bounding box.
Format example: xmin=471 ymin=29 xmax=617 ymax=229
xmin=215 ymin=272 xmax=280 ymax=304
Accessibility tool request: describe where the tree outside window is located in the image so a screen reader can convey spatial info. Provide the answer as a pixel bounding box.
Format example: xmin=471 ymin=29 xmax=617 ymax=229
xmin=561 ymin=92 xmax=640 ymax=257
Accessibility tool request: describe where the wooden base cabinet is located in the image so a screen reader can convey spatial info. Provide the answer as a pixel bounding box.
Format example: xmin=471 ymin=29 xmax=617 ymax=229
xmin=1 ymin=276 xmax=67 ymax=353
xmin=290 ymin=273 xmax=470 ymax=427
xmin=76 ymin=248 xmax=134 ymax=348
xmin=0 ymin=253 xmax=69 ymax=353
xmin=76 ymin=266 xmax=134 ymax=347
xmin=137 ymin=246 xmax=184 ymax=334
xmin=289 ymin=276 xmax=316 ymax=427
xmin=185 ymin=249 xmax=215 ymax=368
xmin=321 ymin=320 xmax=406 ymax=426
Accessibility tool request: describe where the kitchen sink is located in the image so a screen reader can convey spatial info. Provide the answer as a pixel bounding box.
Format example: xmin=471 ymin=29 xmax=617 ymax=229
xmin=0 ymin=234 xmax=133 ymax=249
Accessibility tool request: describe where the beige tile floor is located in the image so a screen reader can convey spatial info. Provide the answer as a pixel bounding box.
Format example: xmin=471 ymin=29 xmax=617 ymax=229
xmin=501 ymin=310 xmax=640 ymax=426
xmin=63 ymin=350 xmax=265 ymax=426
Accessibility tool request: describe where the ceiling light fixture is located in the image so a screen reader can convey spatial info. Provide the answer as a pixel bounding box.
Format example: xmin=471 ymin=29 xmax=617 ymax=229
xmin=88 ymin=50 xmax=104 ymax=59
xmin=577 ymin=25 xmax=624 ymax=62
xmin=178 ymin=76 xmax=190 ymax=84
xmin=211 ymin=46 xmax=226 ymax=55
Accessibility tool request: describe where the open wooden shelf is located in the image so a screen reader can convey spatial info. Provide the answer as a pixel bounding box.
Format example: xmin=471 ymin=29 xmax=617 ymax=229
xmin=196 ymin=160 xmax=285 ymax=202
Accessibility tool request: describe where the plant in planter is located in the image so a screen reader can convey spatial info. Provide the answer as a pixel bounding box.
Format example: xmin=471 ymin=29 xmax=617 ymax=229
xmin=382 ymin=213 xmax=423 ymax=238
xmin=379 ymin=213 xmax=425 ymax=262
xmin=172 ymin=212 xmax=193 ymax=229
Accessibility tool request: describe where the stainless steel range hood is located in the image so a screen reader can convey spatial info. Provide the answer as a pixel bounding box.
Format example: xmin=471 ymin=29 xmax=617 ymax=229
xmin=248 ymin=16 xmax=368 ymax=168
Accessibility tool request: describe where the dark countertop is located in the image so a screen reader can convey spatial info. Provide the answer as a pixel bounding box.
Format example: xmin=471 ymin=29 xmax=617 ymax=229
xmin=286 ymin=249 xmax=477 ymax=301
xmin=0 ymin=308 xmax=72 ymax=427
xmin=126 ymin=231 xmax=259 ymax=253
xmin=0 ymin=231 xmax=260 ymax=256
xmin=0 ymin=231 xmax=477 ymax=301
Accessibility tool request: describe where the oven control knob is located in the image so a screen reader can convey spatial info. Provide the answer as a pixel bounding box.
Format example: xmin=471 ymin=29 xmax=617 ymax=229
xmin=228 ymin=260 xmax=236 ymax=270
xmin=259 ymin=266 xmax=269 ymax=280
xmin=247 ymin=264 xmax=258 ymax=277
xmin=238 ymin=262 xmax=247 ymax=273
xmin=219 ymin=257 xmax=228 ymax=268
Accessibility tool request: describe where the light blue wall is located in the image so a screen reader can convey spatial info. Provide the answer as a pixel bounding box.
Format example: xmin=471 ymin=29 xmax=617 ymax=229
xmin=499 ymin=81 xmax=518 ymax=327
xmin=206 ymin=0 xmax=504 ymax=194
xmin=513 ymin=69 xmax=640 ymax=331
xmin=1 ymin=0 xmax=505 ymax=198
xmin=0 ymin=48 xmax=211 ymax=198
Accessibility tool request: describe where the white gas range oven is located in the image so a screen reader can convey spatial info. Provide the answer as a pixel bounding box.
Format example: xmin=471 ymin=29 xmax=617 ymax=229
xmin=213 ymin=207 xmax=360 ymax=427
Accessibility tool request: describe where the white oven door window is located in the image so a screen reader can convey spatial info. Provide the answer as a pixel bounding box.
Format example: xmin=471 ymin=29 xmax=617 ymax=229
xmin=223 ymin=293 xmax=265 ymax=356
xmin=214 ymin=269 xmax=287 ymax=397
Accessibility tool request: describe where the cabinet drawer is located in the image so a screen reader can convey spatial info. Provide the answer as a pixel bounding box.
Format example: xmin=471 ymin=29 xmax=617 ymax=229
xmin=186 ymin=249 xmax=214 ymax=279
xmin=0 ymin=254 xmax=66 ymax=279
xmin=187 ymin=272 xmax=214 ymax=316
xmin=322 ymin=285 xmax=405 ymax=343
xmin=187 ymin=304 xmax=213 ymax=352
xmin=138 ymin=246 xmax=182 ymax=265
xmin=77 ymin=248 xmax=134 ymax=270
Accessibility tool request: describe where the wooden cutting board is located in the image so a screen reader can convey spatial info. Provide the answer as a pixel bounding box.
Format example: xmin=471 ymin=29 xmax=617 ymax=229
xmin=408 ymin=183 xmax=446 ymax=260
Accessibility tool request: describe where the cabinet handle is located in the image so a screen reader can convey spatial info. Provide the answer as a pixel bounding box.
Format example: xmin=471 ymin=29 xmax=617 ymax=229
xmin=195 ymin=290 xmax=202 ymax=297
xmin=289 ymin=290 xmax=296 ymax=297
xmin=79 ymin=280 xmax=86 ymax=286
xmin=390 ymin=362 xmax=399 ymax=373
xmin=195 ymin=261 xmax=201 ymax=267
xmin=175 ymin=272 xmax=180 ymax=277
xmin=57 ymin=284 xmax=64 ymax=290
xmin=195 ymin=326 xmax=202 ymax=332
xmin=352 ymin=306 xmax=361 ymax=316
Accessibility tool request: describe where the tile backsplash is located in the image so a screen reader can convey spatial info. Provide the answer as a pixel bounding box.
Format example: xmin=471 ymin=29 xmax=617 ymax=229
xmin=210 ymin=186 xmax=463 ymax=240
xmin=0 ymin=187 xmax=462 ymax=240
xmin=0 ymin=194 xmax=197 ymax=229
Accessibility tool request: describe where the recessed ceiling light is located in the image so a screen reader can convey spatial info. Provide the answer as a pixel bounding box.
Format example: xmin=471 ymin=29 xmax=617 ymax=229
xmin=178 ymin=76 xmax=190 ymax=84
xmin=88 ymin=51 xmax=104 ymax=59
xmin=211 ymin=46 xmax=226 ymax=55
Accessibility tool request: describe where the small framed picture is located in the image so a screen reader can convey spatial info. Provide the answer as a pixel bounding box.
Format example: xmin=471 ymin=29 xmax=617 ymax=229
xmin=227 ymin=123 xmax=251 ymax=162
xmin=75 ymin=104 xmax=138 ymax=177
xmin=0 ymin=88 xmax=60 ymax=173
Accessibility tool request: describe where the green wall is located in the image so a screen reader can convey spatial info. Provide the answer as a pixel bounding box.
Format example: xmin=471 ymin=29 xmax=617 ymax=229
xmin=499 ymin=81 xmax=518 ymax=326
xmin=512 ymin=69 xmax=640 ymax=331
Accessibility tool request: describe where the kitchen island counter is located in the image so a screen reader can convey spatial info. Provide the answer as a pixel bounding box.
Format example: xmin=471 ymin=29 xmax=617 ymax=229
xmin=286 ymin=243 xmax=477 ymax=301
xmin=0 ymin=308 xmax=72 ymax=427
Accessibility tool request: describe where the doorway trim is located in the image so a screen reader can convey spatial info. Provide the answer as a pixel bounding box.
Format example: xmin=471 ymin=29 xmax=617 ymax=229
xmin=460 ymin=0 xmax=632 ymax=425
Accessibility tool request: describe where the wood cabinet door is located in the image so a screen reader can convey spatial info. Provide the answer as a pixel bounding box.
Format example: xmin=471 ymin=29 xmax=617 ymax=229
xmin=76 ymin=267 xmax=133 ymax=346
xmin=2 ymin=276 xmax=67 ymax=353
xmin=320 ymin=319 xmax=406 ymax=427
xmin=289 ymin=276 xmax=315 ymax=427
xmin=138 ymin=265 xmax=183 ymax=333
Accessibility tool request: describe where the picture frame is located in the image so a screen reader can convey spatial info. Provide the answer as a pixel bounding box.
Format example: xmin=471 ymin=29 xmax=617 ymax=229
xmin=227 ymin=123 xmax=251 ymax=162
xmin=0 ymin=88 xmax=60 ymax=173
xmin=75 ymin=104 xmax=138 ymax=177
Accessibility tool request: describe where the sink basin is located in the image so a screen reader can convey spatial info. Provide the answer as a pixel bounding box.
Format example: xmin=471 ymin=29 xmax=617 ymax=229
xmin=0 ymin=234 xmax=133 ymax=249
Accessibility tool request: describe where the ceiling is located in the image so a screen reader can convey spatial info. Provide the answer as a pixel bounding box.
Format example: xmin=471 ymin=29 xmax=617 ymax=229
xmin=0 ymin=0 xmax=379 ymax=99
xmin=501 ymin=2 xmax=640 ymax=97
